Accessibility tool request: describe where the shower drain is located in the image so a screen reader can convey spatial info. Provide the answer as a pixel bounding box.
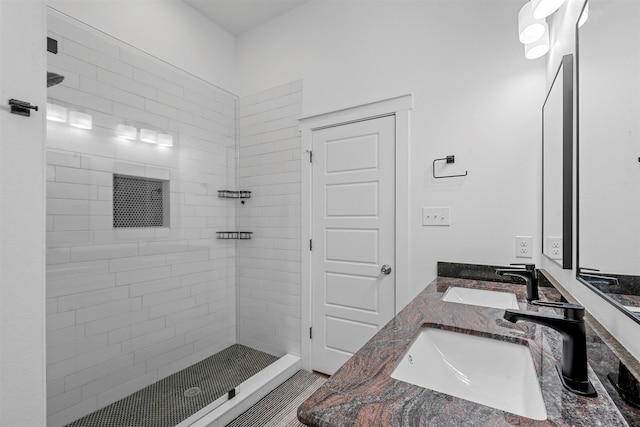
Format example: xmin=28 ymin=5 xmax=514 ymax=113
xmin=183 ymin=387 xmax=202 ymax=397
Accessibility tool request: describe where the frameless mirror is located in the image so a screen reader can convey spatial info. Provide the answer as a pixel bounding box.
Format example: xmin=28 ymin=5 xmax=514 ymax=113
xmin=543 ymin=54 xmax=573 ymax=269
xmin=577 ymin=0 xmax=640 ymax=322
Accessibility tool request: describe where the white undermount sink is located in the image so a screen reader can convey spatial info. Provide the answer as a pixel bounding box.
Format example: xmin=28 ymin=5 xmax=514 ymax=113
xmin=391 ymin=327 xmax=547 ymax=420
xmin=442 ymin=286 xmax=520 ymax=310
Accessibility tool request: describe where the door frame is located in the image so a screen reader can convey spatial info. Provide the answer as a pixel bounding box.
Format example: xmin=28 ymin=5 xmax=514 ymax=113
xmin=299 ymin=94 xmax=413 ymax=371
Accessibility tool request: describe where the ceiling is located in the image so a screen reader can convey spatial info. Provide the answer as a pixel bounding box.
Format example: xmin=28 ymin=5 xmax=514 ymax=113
xmin=183 ymin=0 xmax=310 ymax=36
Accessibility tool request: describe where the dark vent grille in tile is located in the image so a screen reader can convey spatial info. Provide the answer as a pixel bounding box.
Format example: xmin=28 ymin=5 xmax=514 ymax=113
xmin=113 ymin=175 xmax=166 ymax=228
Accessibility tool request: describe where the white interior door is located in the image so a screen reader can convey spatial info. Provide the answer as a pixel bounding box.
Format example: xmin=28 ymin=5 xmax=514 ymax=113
xmin=311 ymin=115 xmax=396 ymax=375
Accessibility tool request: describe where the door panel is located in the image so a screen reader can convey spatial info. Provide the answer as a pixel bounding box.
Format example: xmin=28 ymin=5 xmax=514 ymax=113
xmin=325 ymin=273 xmax=378 ymax=312
xmin=325 ymin=134 xmax=379 ymax=173
xmin=325 ymin=316 xmax=378 ymax=354
xmin=326 ymin=182 xmax=379 ymax=217
xmin=325 ymin=229 xmax=378 ymax=264
xmin=311 ymin=115 xmax=395 ymax=375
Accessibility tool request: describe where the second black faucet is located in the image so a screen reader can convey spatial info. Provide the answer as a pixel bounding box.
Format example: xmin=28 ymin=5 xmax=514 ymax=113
xmin=495 ymin=263 xmax=539 ymax=302
xmin=504 ymin=300 xmax=597 ymax=397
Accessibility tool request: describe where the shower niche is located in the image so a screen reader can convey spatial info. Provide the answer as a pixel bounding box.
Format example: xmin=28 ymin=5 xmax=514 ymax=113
xmin=113 ymin=174 xmax=170 ymax=228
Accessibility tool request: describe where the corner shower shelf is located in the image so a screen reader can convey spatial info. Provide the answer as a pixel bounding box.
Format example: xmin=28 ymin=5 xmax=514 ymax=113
xmin=218 ymin=190 xmax=252 ymax=199
xmin=217 ymin=191 xmax=252 ymax=240
xmin=217 ymin=231 xmax=253 ymax=240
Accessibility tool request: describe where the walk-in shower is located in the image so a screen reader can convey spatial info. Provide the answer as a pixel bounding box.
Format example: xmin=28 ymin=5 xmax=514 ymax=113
xmin=45 ymin=9 xmax=301 ymax=427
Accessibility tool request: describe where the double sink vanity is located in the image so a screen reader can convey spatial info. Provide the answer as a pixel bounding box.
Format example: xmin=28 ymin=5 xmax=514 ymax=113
xmin=296 ymin=1 xmax=640 ymax=424
xmin=298 ymin=264 xmax=636 ymax=426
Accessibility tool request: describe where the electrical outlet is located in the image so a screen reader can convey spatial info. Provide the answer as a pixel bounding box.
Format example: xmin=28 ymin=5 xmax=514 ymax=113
xmin=515 ymin=236 xmax=533 ymax=258
xmin=422 ymin=207 xmax=450 ymax=226
xmin=547 ymin=237 xmax=563 ymax=260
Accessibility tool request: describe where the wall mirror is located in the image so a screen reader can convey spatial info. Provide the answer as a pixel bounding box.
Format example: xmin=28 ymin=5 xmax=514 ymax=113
xmin=542 ymin=54 xmax=573 ymax=269
xmin=577 ymin=0 xmax=640 ymax=322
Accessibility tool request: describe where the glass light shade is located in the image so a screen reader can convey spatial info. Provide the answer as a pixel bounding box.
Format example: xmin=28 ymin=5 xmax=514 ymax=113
xmin=157 ymin=133 xmax=173 ymax=147
xmin=116 ymin=124 xmax=137 ymax=140
xmin=68 ymin=111 xmax=92 ymax=129
xmin=518 ymin=2 xmax=546 ymax=44
xmin=578 ymin=1 xmax=589 ymax=27
xmin=532 ymin=0 xmax=566 ymax=19
xmin=524 ymin=26 xmax=550 ymax=59
xmin=46 ymin=103 xmax=67 ymax=122
xmin=140 ymin=128 xmax=158 ymax=144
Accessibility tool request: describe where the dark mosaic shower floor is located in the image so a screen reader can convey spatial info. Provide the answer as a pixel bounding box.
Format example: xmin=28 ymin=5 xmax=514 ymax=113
xmin=65 ymin=344 xmax=278 ymax=427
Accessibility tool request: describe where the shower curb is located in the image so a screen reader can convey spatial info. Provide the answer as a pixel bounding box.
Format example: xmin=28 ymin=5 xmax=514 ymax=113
xmin=177 ymin=354 xmax=301 ymax=427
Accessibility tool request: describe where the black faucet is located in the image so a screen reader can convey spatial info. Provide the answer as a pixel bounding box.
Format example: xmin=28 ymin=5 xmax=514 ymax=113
xmin=504 ymin=301 xmax=597 ymax=397
xmin=495 ymin=263 xmax=539 ymax=302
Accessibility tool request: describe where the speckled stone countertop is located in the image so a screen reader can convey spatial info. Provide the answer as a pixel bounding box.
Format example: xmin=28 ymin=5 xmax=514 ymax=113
xmin=539 ymin=270 xmax=640 ymax=426
xmin=297 ymin=276 xmax=629 ymax=426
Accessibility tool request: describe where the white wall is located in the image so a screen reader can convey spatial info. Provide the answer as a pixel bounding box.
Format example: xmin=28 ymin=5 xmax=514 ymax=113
xmin=46 ymin=13 xmax=237 ymax=426
xmin=0 ymin=1 xmax=47 ymax=426
xmin=542 ymin=0 xmax=640 ymax=361
xmin=48 ymin=0 xmax=237 ymax=93
xmin=237 ymin=0 xmax=546 ymax=303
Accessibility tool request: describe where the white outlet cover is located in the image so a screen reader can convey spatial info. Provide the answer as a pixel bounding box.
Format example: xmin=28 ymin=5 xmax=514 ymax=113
xmin=422 ymin=207 xmax=450 ymax=226
xmin=547 ymin=237 xmax=563 ymax=260
xmin=515 ymin=236 xmax=533 ymax=259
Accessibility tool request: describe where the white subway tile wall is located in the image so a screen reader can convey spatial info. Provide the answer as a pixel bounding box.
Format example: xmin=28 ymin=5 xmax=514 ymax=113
xmin=46 ymin=14 xmax=237 ymax=427
xmin=236 ymin=81 xmax=303 ymax=357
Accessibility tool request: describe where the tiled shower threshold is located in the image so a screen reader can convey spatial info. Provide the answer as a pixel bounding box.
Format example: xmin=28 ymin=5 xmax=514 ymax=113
xmin=65 ymin=345 xmax=301 ymax=427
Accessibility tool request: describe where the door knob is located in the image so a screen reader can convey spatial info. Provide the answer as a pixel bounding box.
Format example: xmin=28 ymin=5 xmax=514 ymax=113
xmin=381 ymin=264 xmax=392 ymax=275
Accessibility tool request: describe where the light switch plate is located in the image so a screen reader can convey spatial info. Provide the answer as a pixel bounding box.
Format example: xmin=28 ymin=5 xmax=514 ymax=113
xmin=422 ymin=207 xmax=450 ymax=226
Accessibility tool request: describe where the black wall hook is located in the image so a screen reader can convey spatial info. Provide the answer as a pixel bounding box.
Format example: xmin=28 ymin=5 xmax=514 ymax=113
xmin=9 ymin=99 xmax=39 ymax=117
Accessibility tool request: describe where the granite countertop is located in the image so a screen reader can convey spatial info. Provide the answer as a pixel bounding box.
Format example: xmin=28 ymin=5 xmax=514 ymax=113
xmin=297 ymin=276 xmax=629 ymax=426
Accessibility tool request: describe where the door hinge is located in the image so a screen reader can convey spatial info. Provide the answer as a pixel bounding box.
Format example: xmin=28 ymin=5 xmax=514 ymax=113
xmin=309 ymin=327 xmax=313 ymax=339
xmin=309 ymin=150 xmax=313 ymax=163
xmin=309 ymin=239 xmax=313 ymax=251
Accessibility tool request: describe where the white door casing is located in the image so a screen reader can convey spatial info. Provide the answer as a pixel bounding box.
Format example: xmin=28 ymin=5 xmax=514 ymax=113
xmin=310 ymin=115 xmax=396 ymax=374
xmin=299 ymin=94 xmax=413 ymax=374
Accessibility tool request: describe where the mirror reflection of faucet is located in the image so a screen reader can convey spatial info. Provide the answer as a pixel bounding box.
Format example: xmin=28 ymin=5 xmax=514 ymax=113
xmin=495 ymin=263 xmax=539 ymax=303
xmin=504 ymin=301 xmax=597 ymax=397
xmin=578 ymin=267 xmax=620 ymax=290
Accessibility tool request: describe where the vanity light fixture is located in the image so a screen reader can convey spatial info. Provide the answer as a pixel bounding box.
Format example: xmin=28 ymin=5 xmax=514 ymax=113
xmin=116 ymin=124 xmax=137 ymax=140
xmin=518 ymin=2 xmax=546 ymax=44
xmin=531 ymin=0 xmax=566 ymax=19
xmin=524 ymin=26 xmax=550 ymax=59
xmin=46 ymin=103 xmax=67 ymax=122
xmin=140 ymin=128 xmax=158 ymax=144
xmin=157 ymin=133 xmax=173 ymax=147
xmin=68 ymin=111 xmax=92 ymax=129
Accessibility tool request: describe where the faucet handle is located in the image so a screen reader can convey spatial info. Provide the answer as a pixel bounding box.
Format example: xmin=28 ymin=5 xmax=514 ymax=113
xmin=531 ymin=300 xmax=585 ymax=320
xmin=509 ymin=263 xmax=535 ymax=271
